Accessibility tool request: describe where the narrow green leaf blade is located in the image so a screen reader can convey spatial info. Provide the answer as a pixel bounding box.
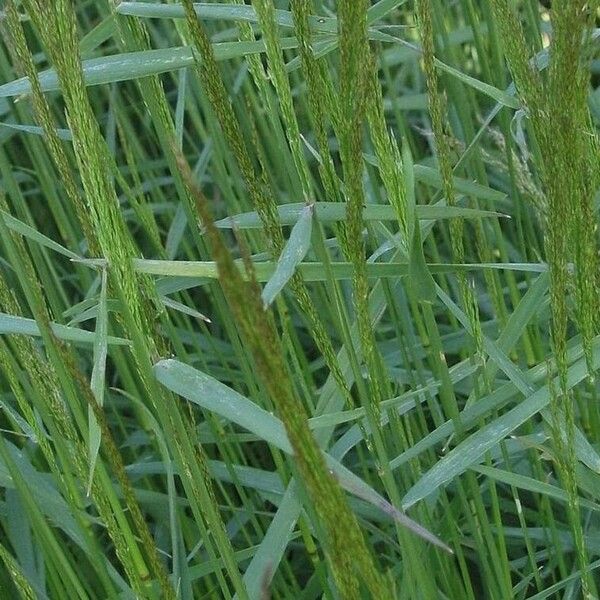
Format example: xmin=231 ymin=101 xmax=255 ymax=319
xmin=122 ymin=258 xmax=545 ymax=280
xmin=402 ymin=336 xmax=600 ymax=509
xmin=0 ymin=40 xmax=305 ymax=98
xmin=154 ymin=359 xmax=450 ymax=551
xmin=1 ymin=211 xmax=79 ymax=259
xmin=214 ymin=202 xmax=505 ymax=229
xmin=262 ymin=204 xmax=313 ymax=307
xmin=473 ymin=464 xmax=600 ymax=512
xmin=0 ymin=313 xmax=131 ymax=346
xmin=87 ymin=269 xmax=108 ymax=495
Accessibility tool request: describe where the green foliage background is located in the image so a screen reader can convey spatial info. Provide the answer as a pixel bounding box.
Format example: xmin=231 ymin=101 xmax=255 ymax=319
xmin=0 ymin=0 xmax=600 ymax=598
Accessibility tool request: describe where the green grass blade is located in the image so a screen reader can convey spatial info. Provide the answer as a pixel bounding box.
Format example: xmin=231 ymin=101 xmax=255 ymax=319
xmin=402 ymin=337 xmax=600 ymax=509
xmin=87 ymin=268 xmax=108 ymax=495
xmin=154 ymin=358 xmax=450 ymax=551
xmin=214 ymin=202 xmax=506 ymax=229
xmin=262 ymin=204 xmax=313 ymax=307
xmin=0 ymin=313 xmax=131 ymax=346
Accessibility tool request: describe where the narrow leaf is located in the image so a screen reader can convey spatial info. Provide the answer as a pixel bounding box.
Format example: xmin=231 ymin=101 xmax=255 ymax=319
xmin=154 ymin=359 xmax=451 ymax=551
xmin=0 ymin=122 xmax=72 ymax=141
xmin=0 ymin=313 xmax=130 ymax=346
xmin=121 ymin=258 xmax=545 ymax=280
xmin=262 ymin=204 xmax=313 ymax=307
xmin=214 ymin=201 xmax=506 ymax=229
xmin=1 ymin=211 xmax=80 ymax=259
xmin=0 ymin=41 xmax=308 ymax=98
xmin=87 ymin=269 xmax=108 ymax=495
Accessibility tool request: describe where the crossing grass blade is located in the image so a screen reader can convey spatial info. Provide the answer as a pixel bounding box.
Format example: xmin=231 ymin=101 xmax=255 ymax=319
xmin=0 ymin=43 xmax=303 ymax=97
xmin=402 ymin=336 xmax=600 ymax=509
xmin=154 ymin=358 xmax=451 ymax=552
xmin=0 ymin=313 xmax=131 ymax=346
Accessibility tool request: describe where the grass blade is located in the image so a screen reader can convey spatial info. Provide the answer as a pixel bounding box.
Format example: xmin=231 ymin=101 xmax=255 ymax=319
xmin=87 ymin=268 xmax=108 ymax=495
xmin=262 ymin=204 xmax=313 ymax=307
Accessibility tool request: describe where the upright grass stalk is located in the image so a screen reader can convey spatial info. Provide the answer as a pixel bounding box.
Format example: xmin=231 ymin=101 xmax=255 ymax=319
xmin=108 ymin=0 xmax=201 ymax=243
xmin=289 ymin=0 xmax=341 ymax=205
xmin=334 ymin=6 xmax=443 ymax=594
xmin=21 ymin=0 xmax=161 ymax=351
xmin=489 ymin=1 xmax=600 ymax=595
xmin=176 ymin=153 xmax=391 ymax=600
xmin=416 ymin=0 xmax=483 ymax=363
xmin=251 ymin=0 xmax=313 ymax=200
xmin=13 ymin=2 xmax=248 ymax=597
xmin=337 ymin=0 xmax=386 ymax=436
xmin=0 ymin=193 xmax=147 ymax=597
xmin=180 ymin=0 xmax=360 ymax=426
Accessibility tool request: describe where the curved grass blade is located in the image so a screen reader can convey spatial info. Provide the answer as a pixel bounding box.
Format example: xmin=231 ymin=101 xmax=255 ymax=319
xmin=153 ymin=358 xmax=451 ymax=552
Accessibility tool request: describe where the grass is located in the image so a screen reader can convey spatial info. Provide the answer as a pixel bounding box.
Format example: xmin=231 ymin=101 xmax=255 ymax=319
xmin=0 ymin=0 xmax=599 ymax=597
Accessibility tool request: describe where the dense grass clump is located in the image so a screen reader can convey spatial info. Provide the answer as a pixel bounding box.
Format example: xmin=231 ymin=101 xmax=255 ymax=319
xmin=1 ymin=0 xmax=600 ymax=598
